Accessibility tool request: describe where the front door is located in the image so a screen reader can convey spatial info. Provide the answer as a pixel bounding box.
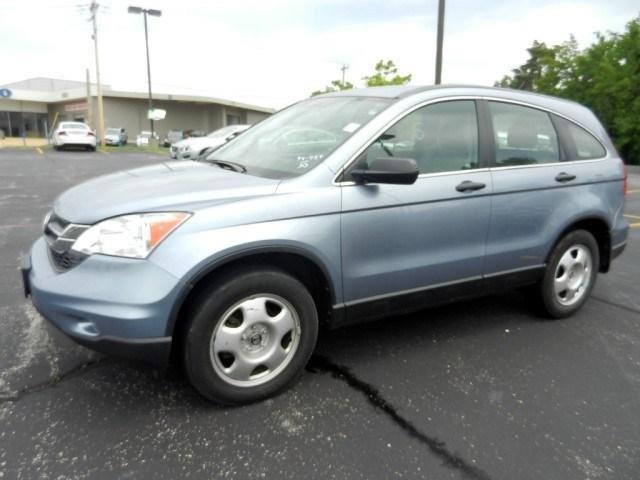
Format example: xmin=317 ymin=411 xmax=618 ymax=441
xmin=340 ymin=99 xmax=492 ymax=322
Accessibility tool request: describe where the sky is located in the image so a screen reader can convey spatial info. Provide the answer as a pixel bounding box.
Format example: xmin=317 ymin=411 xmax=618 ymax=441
xmin=0 ymin=0 xmax=638 ymax=110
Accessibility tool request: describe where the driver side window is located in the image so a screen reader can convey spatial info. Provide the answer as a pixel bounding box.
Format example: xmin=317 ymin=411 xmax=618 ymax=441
xmin=347 ymin=100 xmax=479 ymax=178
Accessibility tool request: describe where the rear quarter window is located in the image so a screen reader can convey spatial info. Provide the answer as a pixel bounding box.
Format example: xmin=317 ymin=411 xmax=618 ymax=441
xmin=554 ymin=116 xmax=606 ymax=160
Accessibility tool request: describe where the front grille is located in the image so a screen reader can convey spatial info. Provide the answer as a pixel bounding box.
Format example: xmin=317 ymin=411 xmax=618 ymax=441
xmin=44 ymin=212 xmax=89 ymax=272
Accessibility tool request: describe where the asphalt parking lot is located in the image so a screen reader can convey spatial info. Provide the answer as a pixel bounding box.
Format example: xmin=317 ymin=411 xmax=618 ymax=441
xmin=1 ymin=148 xmax=639 ymax=479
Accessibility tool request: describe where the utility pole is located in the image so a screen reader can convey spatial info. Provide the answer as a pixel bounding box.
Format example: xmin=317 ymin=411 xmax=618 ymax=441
xmin=435 ymin=0 xmax=446 ymax=85
xmin=85 ymin=68 xmax=92 ymax=129
xmin=89 ymin=0 xmax=105 ymax=146
xmin=129 ymin=6 xmax=162 ymax=141
xmin=340 ymin=64 xmax=349 ymax=85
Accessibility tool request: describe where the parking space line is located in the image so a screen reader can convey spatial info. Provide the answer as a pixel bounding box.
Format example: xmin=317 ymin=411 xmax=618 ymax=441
xmin=35 ymin=147 xmax=43 ymax=155
xmin=628 ymin=189 xmax=640 ymax=194
xmin=624 ymin=214 xmax=640 ymax=220
xmin=98 ymin=148 xmax=109 ymax=154
xmin=630 ymin=222 xmax=640 ymax=229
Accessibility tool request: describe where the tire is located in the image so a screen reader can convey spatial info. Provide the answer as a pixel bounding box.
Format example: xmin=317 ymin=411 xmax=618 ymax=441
xmin=538 ymin=229 xmax=599 ymax=318
xmin=88 ymin=145 xmax=96 ymax=152
xmin=183 ymin=267 xmax=319 ymax=404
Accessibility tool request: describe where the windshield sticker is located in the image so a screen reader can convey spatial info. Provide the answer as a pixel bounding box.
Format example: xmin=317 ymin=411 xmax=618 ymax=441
xmin=296 ymin=154 xmax=324 ymax=169
xmin=342 ymin=122 xmax=361 ymax=133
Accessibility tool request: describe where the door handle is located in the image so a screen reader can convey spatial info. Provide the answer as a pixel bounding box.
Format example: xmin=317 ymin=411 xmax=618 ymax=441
xmin=456 ymin=180 xmax=486 ymax=192
xmin=555 ymin=172 xmax=576 ymax=183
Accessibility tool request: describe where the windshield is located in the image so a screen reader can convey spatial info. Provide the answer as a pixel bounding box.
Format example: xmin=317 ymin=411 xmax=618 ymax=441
xmin=209 ymin=96 xmax=391 ymax=179
xmin=61 ymin=123 xmax=88 ymax=130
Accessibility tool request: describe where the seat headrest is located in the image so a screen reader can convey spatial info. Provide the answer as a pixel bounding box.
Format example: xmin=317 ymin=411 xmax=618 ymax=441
xmin=507 ymin=121 xmax=537 ymax=149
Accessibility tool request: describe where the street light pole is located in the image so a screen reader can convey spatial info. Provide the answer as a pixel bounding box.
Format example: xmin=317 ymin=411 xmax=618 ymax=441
xmin=128 ymin=6 xmax=162 ymax=140
xmin=435 ymin=0 xmax=446 ymax=85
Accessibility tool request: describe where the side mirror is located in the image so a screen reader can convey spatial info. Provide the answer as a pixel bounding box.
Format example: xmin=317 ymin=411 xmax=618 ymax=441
xmin=350 ymin=157 xmax=419 ymax=185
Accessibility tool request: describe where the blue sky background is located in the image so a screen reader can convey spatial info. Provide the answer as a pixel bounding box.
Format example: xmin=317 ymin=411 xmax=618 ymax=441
xmin=1 ymin=0 xmax=638 ymax=108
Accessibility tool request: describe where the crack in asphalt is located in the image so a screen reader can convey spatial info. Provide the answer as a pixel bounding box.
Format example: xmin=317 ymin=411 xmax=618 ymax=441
xmin=0 ymin=358 xmax=108 ymax=404
xmin=308 ymin=355 xmax=492 ymax=480
xmin=591 ymin=296 xmax=640 ymax=315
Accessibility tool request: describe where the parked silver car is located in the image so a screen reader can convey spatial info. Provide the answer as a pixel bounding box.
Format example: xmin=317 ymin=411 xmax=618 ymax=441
xmin=104 ymin=127 xmax=128 ymax=146
xmin=171 ymin=124 xmax=250 ymax=159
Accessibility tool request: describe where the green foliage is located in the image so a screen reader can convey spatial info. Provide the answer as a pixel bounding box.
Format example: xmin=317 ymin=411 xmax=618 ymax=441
xmin=311 ymin=79 xmax=354 ymax=97
xmin=363 ymin=60 xmax=412 ymax=87
xmin=311 ymin=59 xmax=411 ymax=97
xmin=497 ymin=16 xmax=640 ymax=164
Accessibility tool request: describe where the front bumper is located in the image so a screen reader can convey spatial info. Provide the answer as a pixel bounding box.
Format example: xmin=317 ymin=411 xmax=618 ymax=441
xmin=21 ymin=237 xmax=183 ymax=365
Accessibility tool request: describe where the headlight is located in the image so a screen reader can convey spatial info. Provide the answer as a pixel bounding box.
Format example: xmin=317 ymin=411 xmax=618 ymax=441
xmin=71 ymin=212 xmax=190 ymax=259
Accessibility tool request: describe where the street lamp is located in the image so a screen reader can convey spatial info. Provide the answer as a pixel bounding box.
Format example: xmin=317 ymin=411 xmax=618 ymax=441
xmin=128 ymin=6 xmax=162 ymax=140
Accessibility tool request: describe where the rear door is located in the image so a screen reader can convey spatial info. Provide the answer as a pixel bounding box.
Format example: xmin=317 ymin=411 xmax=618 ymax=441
xmin=340 ymin=99 xmax=492 ymax=321
xmin=482 ymin=100 xmax=604 ymax=282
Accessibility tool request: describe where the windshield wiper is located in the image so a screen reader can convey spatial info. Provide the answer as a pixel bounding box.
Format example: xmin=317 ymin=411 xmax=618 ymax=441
xmin=206 ymin=159 xmax=247 ymax=173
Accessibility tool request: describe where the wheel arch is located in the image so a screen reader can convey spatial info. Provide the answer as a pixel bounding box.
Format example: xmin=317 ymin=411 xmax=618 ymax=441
xmin=167 ymin=246 xmax=338 ymax=358
xmin=547 ymin=216 xmax=611 ymax=273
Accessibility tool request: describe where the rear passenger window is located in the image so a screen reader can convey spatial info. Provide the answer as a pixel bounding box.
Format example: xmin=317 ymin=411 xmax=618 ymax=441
xmin=554 ymin=117 xmax=606 ymax=160
xmin=489 ymin=102 xmax=560 ymax=166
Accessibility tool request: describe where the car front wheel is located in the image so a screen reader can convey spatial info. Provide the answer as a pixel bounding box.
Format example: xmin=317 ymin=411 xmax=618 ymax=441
xmin=539 ymin=229 xmax=599 ymax=318
xmin=183 ymin=267 xmax=318 ymax=404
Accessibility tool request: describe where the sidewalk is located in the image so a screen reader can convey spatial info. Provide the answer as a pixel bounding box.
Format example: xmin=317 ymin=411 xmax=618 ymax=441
xmin=0 ymin=137 xmax=49 ymax=148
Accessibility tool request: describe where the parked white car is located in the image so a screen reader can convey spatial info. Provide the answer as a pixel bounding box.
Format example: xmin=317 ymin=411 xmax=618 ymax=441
xmin=136 ymin=131 xmax=158 ymax=147
xmin=171 ymin=124 xmax=250 ymax=159
xmin=52 ymin=122 xmax=97 ymax=151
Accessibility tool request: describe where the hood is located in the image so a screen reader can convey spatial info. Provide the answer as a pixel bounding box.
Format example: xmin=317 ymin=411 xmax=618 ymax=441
xmin=54 ymin=161 xmax=280 ymax=224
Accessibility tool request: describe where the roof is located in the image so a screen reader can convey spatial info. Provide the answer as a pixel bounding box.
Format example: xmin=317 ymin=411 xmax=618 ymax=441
xmin=3 ymin=77 xmax=111 ymax=92
xmin=322 ymin=84 xmax=582 ymax=104
xmin=0 ymin=77 xmax=274 ymax=114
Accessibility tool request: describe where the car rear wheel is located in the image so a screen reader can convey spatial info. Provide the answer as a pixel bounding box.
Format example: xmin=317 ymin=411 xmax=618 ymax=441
xmin=538 ymin=229 xmax=599 ymax=318
xmin=183 ymin=267 xmax=318 ymax=404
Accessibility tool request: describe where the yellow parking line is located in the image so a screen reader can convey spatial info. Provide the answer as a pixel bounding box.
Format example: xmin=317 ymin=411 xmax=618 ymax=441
xmin=98 ymin=148 xmax=109 ymax=154
xmin=628 ymin=189 xmax=640 ymax=194
xmin=624 ymin=214 xmax=640 ymax=220
xmin=630 ymin=222 xmax=640 ymax=229
xmin=35 ymin=147 xmax=43 ymax=155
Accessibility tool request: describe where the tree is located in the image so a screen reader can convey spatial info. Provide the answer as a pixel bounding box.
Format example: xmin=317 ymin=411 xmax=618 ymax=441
xmin=495 ymin=38 xmax=579 ymax=95
xmin=363 ymin=59 xmax=412 ymax=87
xmin=496 ymin=16 xmax=640 ymax=165
xmin=311 ymin=79 xmax=354 ymax=97
xmin=311 ymin=59 xmax=412 ymax=96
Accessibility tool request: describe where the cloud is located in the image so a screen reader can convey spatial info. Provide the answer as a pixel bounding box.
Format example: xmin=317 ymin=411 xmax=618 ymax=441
xmin=0 ymin=0 xmax=638 ymax=109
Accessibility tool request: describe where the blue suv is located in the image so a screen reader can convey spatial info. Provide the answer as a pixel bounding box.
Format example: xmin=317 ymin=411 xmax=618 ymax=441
xmin=22 ymin=86 xmax=629 ymax=404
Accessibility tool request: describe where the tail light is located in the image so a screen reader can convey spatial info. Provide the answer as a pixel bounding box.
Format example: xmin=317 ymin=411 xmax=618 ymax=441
xmin=58 ymin=131 xmax=67 ymax=136
xmin=87 ymin=131 xmax=96 ymax=137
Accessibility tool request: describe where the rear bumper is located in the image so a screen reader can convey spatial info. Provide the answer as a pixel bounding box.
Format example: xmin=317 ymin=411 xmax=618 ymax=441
xmin=21 ymin=237 xmax=182 ymax=366
xmin=610 ymin=216 xmax=629 ymax=262
xmin=611 ymin=239 xmax=627 ymax=261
